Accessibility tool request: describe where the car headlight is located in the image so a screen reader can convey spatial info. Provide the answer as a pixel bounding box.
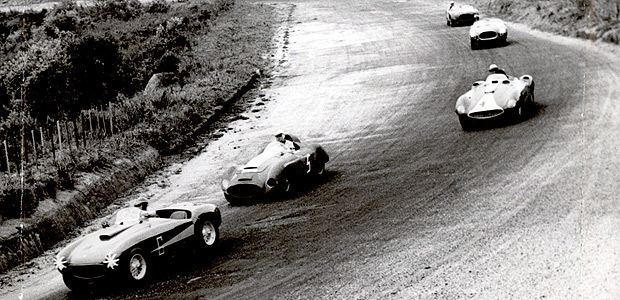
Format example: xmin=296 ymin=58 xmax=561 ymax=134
xmin=266 ymin=178 xmax=277 ymax=188
xmin=103 ymin=253 xmax=120 ymax=269
xmin=456 ymin=106 xmax=466 ymax=114
xmin=506 ymin=100 xmax=516 ymax=108
xmin=221 ymin=179 xmax=230 ymax=189
xmin=54 ymin=255 xmax=67 ymax=271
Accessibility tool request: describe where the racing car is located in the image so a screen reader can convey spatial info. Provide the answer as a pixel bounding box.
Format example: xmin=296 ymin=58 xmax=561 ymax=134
xmin=54 ymin=202 xmax=221 ymax=291
xmin=455 ymin=73 xmax=534 ymax=130
xmin=446 ymin=1 xmax=479 ymax=26
xmin=469 ymin=18 xmax=508 ymax=49
xmin=221 ymin=134 xmax=329 ymax=205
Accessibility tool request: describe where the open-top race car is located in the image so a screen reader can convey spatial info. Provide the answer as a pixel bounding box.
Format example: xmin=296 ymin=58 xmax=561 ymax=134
xmin=455 ymin=73 xmax=535 ymax=130
xmin=469 ymin=18 xmax=508 ymax=49
xmin=446 ymin=1 xmax=479 ymax=26
xmin=221 ymin=134 xmax=329 ymax=205
xmin=54 ymin=202 xmax=221 ymax=291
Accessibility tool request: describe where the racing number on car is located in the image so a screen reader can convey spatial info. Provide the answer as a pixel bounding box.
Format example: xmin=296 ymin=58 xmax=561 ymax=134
xmin=305 ymin=154 xmax=311 ymax=173
xmin=156 ymin=236 xmax=165 ymax=255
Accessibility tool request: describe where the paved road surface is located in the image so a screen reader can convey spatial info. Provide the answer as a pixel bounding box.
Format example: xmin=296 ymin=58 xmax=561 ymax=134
xmin=3 ymin=0 xmax=620 ymax=299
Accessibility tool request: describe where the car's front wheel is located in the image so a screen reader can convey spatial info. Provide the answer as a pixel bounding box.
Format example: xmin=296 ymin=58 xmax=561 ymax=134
xmin=123 ymin=248 xmax=149 ymax=283
xmin=459 ymin=115 xmax=475 ymax=131
xmin=470 ymin=38 xmax=478 ymax=50
xmin=195 ymin=216 xmax=220 ymax=250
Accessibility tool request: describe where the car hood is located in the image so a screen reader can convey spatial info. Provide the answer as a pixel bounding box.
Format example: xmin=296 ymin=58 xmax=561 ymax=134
xmin=60 ymin=218 xmax=187 ymax=265
xmin=470 ymin=18 xmax=506 ymax=35
xmin=459 ymin=76 xmax=526 ymax=113
xmin=449 ymin=5 xmax=478 ymax=16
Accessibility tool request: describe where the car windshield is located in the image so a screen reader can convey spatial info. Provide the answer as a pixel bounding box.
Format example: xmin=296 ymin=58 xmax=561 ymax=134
xmin=486 ymin=74 xmax=509 ymax=81
xmin=114 ymin=207 xmax=142 ymax=225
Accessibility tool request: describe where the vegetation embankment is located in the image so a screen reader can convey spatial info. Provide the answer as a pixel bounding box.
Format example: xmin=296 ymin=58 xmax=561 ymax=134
xmin=0 ymin=0 xmax=277 ymax=220
xmin=0 ymin=0 xmax=281 ymax=273
xmin=473 ymin=0 xmax=620 ymax=44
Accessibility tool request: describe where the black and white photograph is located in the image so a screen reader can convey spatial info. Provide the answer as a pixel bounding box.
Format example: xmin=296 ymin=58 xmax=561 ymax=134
xmin=0 ymin=0 xmax=619 ymax=299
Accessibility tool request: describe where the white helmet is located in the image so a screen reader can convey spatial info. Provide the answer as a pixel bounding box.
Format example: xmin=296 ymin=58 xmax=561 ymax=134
xmin=488 ymin=64 xmax=499 ymax=72
xmin=275 ymin=129 xmax=285 ymax=137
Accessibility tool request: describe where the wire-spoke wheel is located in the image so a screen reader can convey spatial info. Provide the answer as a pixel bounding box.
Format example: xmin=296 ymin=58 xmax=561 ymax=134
xmin=195 ymin=217 xmax=220 ymax=249
xmin=126 ymin=249 xmax=148 ymax=281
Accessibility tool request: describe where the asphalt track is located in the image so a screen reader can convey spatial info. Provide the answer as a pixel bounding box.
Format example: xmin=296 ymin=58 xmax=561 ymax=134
xmin=3 ymin=0 xmax=620 ymax=299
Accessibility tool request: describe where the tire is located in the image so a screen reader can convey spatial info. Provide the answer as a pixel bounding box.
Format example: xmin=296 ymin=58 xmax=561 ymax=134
xmin=459 ymin=116 xmax=475 ymax=131
xmin=283 ymin=178 xmax=292 ymax=193
xmin=313 ymin=162 xmax=325 ymax=176
xmin=447 ymin=17 xmax=452 ymax=27
xmin=124 ymin=248 xmax=149 ymax=283
xmin=470 ymin=38 xmax=477 ymax=50
xmin=195 ymin=216 xmax=220 ymax=249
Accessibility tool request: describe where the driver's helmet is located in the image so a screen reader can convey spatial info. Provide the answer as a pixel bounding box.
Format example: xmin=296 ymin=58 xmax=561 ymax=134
xmin=133 ymin=198 xmax=149 ymax=210
xmin=488 ymin=64 xmax=499 ymax=72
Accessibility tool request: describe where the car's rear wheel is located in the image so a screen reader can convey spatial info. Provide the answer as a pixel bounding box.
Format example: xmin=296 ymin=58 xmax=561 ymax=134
xmin=195 ymin=216 xmax=220 ymax=249
xmin=124 ymin=248 xmax=148 ymax=283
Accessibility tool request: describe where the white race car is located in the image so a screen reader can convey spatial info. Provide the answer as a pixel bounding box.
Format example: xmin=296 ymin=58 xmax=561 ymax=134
xmin=469 ymin=18 xmax=508 ymax=49
xmin=446 ymin=2 xmax=479 ymax=26
xmin=455 ymin=73 xmax=535 ymax=130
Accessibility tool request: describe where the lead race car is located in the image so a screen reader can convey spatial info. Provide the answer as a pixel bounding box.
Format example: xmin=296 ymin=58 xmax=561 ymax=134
xmin=469 ymin=17 xmax=508 ymax=49
xmin=54 ymin=202 xmax=221 ymax=291
xmin=221 ymin=134 xmax=329 ymax=205
xmin=455 ymin=73 xmax=535 ymax=130
xmin=446 ymin=1 xmax=479 ymax=26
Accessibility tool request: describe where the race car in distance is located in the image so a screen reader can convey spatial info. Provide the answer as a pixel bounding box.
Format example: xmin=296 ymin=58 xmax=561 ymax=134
xmin=54 ymin=202 xmax=221 ymax=291
xmin=446 ymin=1 xmax=479 ymax=26
xmin=221 ymin=134 xmax=329 ymax=205
xmin=469 ymin=18 xmax=508 ymax=49
xmin=455 ymin=73 xmax=534 ymax=130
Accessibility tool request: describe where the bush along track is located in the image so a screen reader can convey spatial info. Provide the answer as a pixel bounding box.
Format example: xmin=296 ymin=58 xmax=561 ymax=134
xmin=0 ymin=0 xmax=280 ymax=274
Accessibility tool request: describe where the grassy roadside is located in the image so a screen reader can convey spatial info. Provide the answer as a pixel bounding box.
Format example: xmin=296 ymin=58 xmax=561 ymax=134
xmin=0 ymin=0 xmax=280 ymax=219
xmin=0 ymin=0 xmax=285 ymax=275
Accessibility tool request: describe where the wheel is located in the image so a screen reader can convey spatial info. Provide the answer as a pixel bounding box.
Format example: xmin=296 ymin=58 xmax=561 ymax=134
xmin=195 ymin=217 xmax=220 ymax=249
xmin=470 ymin=38 xmax=477 ymax=50
xmin=124 ymin=248 xmax=148 ymax=282
xmin=459 ymin=116 xmax=475 ymax=131
xmin=447 ymin=17 xmax=452 ymax=26
xmin=313 ymin=162 xmax=325 ymax=176
xmin=283 ymin=179 xmax=292 ymax=193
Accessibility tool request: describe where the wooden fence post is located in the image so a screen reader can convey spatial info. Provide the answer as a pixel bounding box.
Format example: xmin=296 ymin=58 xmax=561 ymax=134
xmin=101 ymin=105 xmax=106 ymax=135
xmin=31 ymin=129 xmax=37 ymax=161
xmin=4 ymin=140 xmax=10 ymax=175
xmin=80 ymin=114 xmax=86 ymax=147
xmin=57 ymin=121 xmax=63 ymax=152
xmin=40 ymin=126 xmax=44 ymax=152
xmin=109 ymin=103 xmax=114 ymax=135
